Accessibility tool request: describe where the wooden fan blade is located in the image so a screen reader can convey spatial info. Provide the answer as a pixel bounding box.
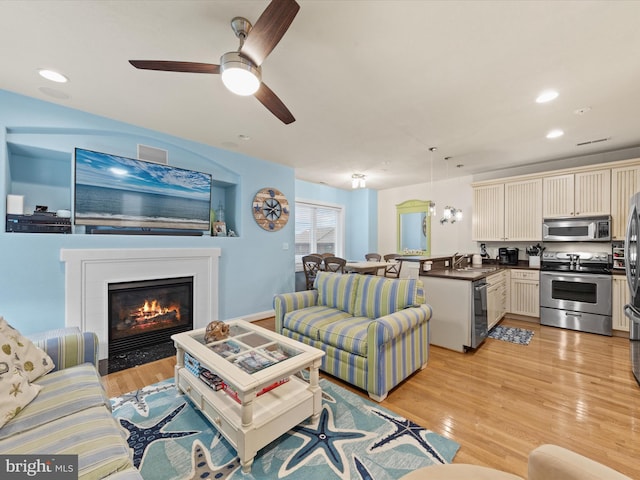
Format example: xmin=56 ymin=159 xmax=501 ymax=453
xmin=255 ymin=83 xmax=295 ymax=124
xmin=241 ymin=0 xmax=300 ymax=66
xmin=129 ymin=60 xmax=220 ymax=74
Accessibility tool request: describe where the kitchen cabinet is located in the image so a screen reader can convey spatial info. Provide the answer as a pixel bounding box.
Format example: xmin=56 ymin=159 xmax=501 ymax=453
xmin=543 ymin=169 xmax=610 ymax=218
xmin=611 ymin=165 xmax=640 ymax=240
xmin=472 ymin=178 xmax=542 ymax=241
xmin=472 ymin=183 xmax=504 ymax=241
xmin=504 ymin=179 xmax=543 ymax=241
xmin=510 ymin=269 xmax=539 ymax=317
xmin=487 ymin=270 xmax=508 ymax=329
xmin=613 ymin=276 xmax=630 ymax=332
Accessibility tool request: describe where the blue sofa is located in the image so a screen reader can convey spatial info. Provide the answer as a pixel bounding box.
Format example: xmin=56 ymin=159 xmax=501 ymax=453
xmin=0 ymin=327 xmax=141 ymax=480
xmin=274 ymin=272 xmax=431 ymax=401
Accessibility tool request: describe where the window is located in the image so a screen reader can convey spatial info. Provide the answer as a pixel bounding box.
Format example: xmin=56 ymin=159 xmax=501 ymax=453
xmin=295 ymin=201 xmax=343 ymax=265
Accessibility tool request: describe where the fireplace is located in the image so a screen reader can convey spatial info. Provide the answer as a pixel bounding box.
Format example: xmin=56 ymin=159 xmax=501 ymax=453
xmin=108 ymin=276 xmax=194 ymax=355
xmin=61 ymin=247 xmax=220 ymax=360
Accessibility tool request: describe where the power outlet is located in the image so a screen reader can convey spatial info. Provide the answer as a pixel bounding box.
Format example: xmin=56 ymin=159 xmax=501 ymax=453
xmin=282 ymin=242 xmax=289 ymax=250
xmin=444 ymin=260 xmax=450 ymax=267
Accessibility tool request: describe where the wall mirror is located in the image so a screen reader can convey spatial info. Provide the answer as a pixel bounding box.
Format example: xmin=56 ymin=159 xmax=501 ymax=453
xmin=396 ymin=199 xmax=431 ymax=255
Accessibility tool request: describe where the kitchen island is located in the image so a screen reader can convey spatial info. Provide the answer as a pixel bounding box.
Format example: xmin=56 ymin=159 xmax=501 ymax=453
xmin=422 ymin=263 xmax=538 ymax=351
xmin=422 ymin=271 xmax=488 ymax=352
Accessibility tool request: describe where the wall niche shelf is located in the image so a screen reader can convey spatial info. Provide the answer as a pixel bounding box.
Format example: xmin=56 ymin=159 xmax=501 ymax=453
xmin=4 ymin=128 xmax=240 ymax=237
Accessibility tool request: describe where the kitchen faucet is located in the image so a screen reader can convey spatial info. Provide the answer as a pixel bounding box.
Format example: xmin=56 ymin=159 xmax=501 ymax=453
xmin=451 ymin=252 xmax=466 ymax=269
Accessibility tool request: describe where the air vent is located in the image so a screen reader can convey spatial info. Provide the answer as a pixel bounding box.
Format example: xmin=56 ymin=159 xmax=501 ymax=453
xmin=137 ymin=144 xmax=168 ymax=164
xmin=576 ymin=137 xmax=611 ymax=147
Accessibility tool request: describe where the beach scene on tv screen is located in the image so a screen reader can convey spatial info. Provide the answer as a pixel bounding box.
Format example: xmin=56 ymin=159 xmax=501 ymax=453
xmin=74 ymin=149 xmax=211 ymax=230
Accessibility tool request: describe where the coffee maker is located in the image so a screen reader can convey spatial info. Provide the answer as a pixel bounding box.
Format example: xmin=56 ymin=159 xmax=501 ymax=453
xmin=498 ymin=247 xmax=519 ymax=265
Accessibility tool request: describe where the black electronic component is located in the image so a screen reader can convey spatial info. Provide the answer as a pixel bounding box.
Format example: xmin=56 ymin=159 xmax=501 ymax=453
xmin=6 ymin=214 xmax=71 ymax=233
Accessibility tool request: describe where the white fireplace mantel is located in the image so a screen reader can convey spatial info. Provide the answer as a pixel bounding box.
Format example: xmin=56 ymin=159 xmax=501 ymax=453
xmin=60 ymin=248 xmax=221 ymax=360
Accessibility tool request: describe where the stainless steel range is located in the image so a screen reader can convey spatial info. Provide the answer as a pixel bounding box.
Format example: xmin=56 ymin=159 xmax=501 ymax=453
xmin=539 ymin=251 xmax=612 ymax=336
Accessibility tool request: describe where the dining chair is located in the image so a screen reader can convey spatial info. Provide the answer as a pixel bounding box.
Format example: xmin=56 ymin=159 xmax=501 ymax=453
xmin=302 ymin=255 xmax=324 ymax=289
xmin=365 ymin=253 xmax=382 ymax=262
xmin=383 ymin=254 xmax=402 ymax=278
xmin=323 ymin=256 xmax=346 ymax=273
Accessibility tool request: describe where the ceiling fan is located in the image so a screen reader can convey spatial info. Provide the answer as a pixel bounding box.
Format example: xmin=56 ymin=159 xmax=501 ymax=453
xmin=129 ymin=0 xmax=299 ymax=124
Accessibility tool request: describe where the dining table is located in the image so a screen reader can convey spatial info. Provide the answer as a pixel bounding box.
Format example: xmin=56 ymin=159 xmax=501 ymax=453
xmin=344 ymin=261 xmax=388 ymax=275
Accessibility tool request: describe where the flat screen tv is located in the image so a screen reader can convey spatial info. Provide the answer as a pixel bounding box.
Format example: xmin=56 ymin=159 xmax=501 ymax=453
xmin=74 ymin=148 xmax=212 ymax=231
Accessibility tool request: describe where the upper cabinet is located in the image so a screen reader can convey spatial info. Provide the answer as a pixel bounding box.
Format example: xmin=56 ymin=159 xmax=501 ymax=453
xmin=611 ymin=165 xmax=640 ymax=240
xmin=472 ymin=178 xmax=542 ymax=241
xmin=543 ymin=169 xmax=610 ymax=218
xmin=473 ymin=158 xmax=640 ymax=242
xmin=472 ymin=183 xmax=504 ymax=241
xmin=505 ymin=179 xmax=543 ymax=241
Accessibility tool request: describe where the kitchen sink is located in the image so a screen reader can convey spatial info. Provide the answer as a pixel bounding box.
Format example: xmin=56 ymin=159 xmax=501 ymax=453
xmin=454 ymin=266 xmax=498 ymax=273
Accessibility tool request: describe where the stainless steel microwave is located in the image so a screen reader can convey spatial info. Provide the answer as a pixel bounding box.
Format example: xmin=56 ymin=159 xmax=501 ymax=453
xmin=542 ymin=216 xmax=611 ymax=242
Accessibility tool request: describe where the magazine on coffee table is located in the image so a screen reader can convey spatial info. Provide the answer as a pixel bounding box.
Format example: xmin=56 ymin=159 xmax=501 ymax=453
xmin=209 ymin=340 xmax=244 ymax=358
xmin=233 ymin=351 xmax=276 ymax=374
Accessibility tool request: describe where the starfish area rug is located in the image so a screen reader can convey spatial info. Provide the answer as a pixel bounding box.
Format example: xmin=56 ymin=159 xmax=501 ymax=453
xmin=488 ymin=325 xmax=535 ymax=345
xmin=110 ymin=378 xmax=460 ymax=480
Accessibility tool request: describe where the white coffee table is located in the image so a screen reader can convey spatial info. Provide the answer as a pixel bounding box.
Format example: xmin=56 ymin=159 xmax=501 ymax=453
xmin=171 ymin=320 xmax=325 ymax=473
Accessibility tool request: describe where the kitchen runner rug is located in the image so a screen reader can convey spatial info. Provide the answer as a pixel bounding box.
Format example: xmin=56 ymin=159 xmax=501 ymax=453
xmin=488 ymin=325 xmax=534 ymax=345
xmin=110 ymin=378 xmax=459 ymax=480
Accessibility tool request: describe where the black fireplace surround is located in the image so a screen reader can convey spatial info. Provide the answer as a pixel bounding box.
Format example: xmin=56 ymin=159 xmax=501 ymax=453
xmin=108 ymin=276 xmax=193 ymax=356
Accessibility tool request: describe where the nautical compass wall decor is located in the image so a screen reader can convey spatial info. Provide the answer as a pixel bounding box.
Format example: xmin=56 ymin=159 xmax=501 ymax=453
xmin=252 ymin=187 xmax=290 ymax=231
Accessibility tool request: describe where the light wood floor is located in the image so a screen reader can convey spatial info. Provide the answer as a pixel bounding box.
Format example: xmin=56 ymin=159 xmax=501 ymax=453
xmin=102 ymin=317 xmax=640 ymax=479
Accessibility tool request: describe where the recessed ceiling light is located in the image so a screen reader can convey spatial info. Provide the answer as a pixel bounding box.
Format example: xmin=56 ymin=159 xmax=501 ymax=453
xmin=546 ymin=129 xmax=564 ymax=139
xmin=38 ymin=69 xmax=68 ymax=83
xmin=536 ymin=90 xmax=559 ymax=103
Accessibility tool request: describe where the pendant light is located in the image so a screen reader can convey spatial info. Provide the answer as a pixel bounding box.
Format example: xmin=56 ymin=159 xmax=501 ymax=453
xmin=428 ymin=147 xmax=437 ymax=216
xmin=440 ymin=156 xmax=462 ymax=224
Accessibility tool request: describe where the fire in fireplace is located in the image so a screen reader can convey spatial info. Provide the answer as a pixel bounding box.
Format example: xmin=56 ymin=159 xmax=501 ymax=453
xmin=108 ymin=276 xmax=193 ymax=355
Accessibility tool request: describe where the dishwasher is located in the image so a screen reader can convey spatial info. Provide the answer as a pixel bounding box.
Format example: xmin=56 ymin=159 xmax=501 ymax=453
xmin=471 ymin=279 xmax=489 ymax=349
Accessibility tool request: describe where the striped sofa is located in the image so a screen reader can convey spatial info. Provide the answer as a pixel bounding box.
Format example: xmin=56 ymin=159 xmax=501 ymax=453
xmin=0 ymin=327 xmax=141 ymax=480
xmin=274 ymin=272 xmax=432 ymax=402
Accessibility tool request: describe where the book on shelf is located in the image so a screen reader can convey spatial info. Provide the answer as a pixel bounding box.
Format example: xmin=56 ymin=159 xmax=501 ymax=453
xmin=198 ymin=367 xmax=224 ymax=391
xmin=222 ymin=377 xmax=290 ymax=404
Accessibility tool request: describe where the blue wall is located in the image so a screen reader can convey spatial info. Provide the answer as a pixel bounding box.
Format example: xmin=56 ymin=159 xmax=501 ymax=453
xmin=295 ymin=179 xmax=377 ymax=261
xmin=0 ymin=90 xmax=297 ymax=334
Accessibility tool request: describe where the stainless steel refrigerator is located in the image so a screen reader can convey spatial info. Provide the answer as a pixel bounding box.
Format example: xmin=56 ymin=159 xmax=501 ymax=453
xmin=624 ymin=192 xmax=640 ymax=384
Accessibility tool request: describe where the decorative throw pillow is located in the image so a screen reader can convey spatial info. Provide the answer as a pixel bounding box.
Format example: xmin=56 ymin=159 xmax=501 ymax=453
xmin=0 ymin=361 xmax=41 ymax=428
xmin=315 ymin=272 xmax=360 ymax=314
xmin=353 ymin=276 xmax=417 ymax=319
xmin=0 ymin=317 xmax=54 ymax=382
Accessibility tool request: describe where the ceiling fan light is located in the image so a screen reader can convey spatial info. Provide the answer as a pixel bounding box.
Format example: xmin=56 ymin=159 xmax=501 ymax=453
xmin=220 ymin=52 xmax=261 ymax=96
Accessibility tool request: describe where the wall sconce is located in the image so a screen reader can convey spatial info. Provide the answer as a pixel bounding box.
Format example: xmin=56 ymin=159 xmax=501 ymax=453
xmin=428 ymin=200 xmax=436 ymax=216
xmin=352 ymin=173 xmax=366 ymax=189
xmin=440 ymin=206 xmax=463 ymax=224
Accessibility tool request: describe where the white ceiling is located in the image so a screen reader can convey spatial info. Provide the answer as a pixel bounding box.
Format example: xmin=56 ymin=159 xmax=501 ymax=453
xmin=2 ymin=0 xmax=640 ymax=190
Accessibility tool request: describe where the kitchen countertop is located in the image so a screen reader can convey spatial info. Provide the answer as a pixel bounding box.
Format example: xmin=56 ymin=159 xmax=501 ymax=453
xmin=423 ymin=261 xmax=539 ymax=281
